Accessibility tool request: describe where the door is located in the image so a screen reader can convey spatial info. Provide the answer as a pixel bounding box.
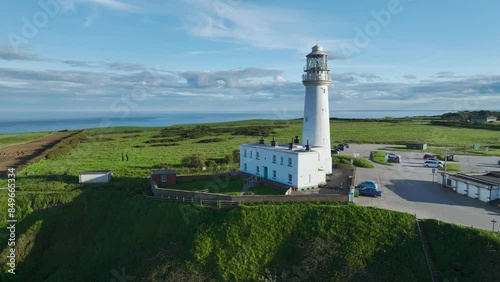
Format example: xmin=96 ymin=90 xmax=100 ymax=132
xmin=263 ymin=166 xmax=268 ymax=179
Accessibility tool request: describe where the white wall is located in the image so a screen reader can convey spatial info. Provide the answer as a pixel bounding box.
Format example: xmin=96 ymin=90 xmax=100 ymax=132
xmin=491 ymin=186 xmax=500 ymax=201
xmin=240 ymin=144 xmax=324 ymax=189
xmin=79 ymin=172 xmax=110 ymax=184
xmin=297 ymin=153 xmax=325 ymax=188
xmin=302 ymin=83 xmax=332 ymax=175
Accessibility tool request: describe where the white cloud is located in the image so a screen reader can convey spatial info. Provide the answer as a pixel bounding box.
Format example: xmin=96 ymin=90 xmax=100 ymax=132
xmin=85 ymin=0 xmax=139 ymax=12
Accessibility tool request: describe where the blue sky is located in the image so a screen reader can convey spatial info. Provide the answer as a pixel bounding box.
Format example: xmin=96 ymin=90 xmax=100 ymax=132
xmin=1 ymin=0 xmax=499 ymax=118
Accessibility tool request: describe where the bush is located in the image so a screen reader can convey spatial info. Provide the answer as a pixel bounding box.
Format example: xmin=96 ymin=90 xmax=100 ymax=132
xmin=332 ymin=155 xmax=374 ymax=168
xmin=181 ymin=154 xmax=207 ymax=168
xmin=223 ymin=154 xmax=233 ymax=164
xmin=232 ymin=149 xmax=240 ymax=163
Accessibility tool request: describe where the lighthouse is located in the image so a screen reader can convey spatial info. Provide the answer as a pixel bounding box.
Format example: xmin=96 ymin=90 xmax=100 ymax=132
xmin=239 ymin=45 xmax=333 ymax=190
xmin=302 ymin=44 xmax=332 ymax=174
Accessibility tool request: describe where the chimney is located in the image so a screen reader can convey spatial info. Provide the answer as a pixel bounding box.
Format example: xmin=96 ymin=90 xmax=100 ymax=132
xmin=305 ymin=139 xmax=310 ymax=151
xmin=271 ymin=136 xmax=276 ymax=147
xmin=288 ymin=138 xmax=293 ymax=150
xmin=294 ymin=136 xmax=300 ymax=144
xmin=258 ymin=137 xmax=265 ymax=145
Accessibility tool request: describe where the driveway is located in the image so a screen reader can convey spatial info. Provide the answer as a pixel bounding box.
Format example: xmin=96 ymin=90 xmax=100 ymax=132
xmin=345 ymin=144 xmax=500 ymax=231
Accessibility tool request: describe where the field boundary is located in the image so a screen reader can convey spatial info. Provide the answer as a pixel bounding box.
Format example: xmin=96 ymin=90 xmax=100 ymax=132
xmin=150 ymin=181 xmax=348 ymax=204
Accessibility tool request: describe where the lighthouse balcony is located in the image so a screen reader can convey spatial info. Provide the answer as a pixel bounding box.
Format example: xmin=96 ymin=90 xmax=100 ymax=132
xmin=302 ymin=72 xmax=331 ymax=82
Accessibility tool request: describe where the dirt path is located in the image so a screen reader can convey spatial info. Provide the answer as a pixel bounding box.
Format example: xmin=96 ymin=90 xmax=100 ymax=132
xmin=0 ymin=132 xmax=74 ymax=174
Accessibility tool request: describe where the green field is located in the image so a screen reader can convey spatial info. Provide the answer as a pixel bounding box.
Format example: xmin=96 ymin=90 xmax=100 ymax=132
xmin=1 ymin=118 xmax=500 ymax=280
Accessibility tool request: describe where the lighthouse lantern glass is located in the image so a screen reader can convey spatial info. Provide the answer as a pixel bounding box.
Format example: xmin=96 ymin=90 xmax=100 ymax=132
xmin=306 ymin=55 xmax=327 ymax=71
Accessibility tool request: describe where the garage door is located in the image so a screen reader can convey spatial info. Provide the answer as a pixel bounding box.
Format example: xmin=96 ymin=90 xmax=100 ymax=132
xmin=478 ymin=187 xmax=490 ymax=202
xmin=456 ymin=181 xmax=467 ymax=195
xmin=467 ymin=185 xmax=478 ymax=199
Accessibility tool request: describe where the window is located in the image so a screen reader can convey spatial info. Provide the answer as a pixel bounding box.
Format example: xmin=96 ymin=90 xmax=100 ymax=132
xmin=256 ymin=166 xmax=260 ymax=175
xmin=244 ymin=163 xmax=247 ymax=171
xmin=161 ymin=175 xmax=167 ymax=183
xmin=272 ymin=155 xmax=276 ymax=163
xmin=256 ymin=151 xmax=260 ymax=160
xmin=244 ymin=149 xmax=247 ymax=157
xmin=250 ymin=151 xmax=253 ymax=158
xmin=288 ymin=174 xmax=292 ymax=183
xmin=280 ymin=156 xmax=284 ymax=165
xmin=288 ymin=157 xmax=292 ymax=167
xmin=272 ymin=170 xmax=276 ymax=179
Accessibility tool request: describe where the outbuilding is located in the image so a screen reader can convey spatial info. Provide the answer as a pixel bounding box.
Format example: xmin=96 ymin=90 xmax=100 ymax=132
xmin=79 ymin=170 xmax=112 ymax=184
xmin=151 ymin=170 xmax=177 ymax=188
xmin=406 ymin=142 xmax=427 ymax=150
xmin=440 ymin=172 xmax=500 ymax=203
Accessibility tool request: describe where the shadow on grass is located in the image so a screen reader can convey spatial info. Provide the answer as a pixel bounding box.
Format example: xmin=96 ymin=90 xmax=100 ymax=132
xmin=0 ymin=187 xmax=215 ymax=281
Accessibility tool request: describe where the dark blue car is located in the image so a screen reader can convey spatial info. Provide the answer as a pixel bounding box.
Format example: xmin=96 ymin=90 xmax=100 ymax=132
xmin=358 ymin=187 xmax=382 ymax=197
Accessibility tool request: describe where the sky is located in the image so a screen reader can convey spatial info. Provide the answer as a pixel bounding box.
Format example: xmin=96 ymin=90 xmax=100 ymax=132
xmin=1 ymin=0 xmax=499 ymax=119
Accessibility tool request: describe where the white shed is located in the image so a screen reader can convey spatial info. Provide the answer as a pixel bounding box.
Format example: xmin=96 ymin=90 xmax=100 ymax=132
xmin=79 ymin=170 xmax=112 ymax=184
xmin=443 ymin=172 xmax=500 ymax=203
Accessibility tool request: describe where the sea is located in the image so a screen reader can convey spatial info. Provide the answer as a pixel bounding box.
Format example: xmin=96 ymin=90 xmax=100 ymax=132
xmin=0 ymin=110 xmax=446 ymax=134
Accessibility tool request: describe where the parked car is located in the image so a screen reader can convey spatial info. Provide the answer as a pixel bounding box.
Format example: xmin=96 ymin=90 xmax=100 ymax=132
xmin=357 ymin=180 xmax=379 ymax=190
xmin=387 ymin=155 xmax=401 ymax=163
xmin=358 ymin=187 xmax=382 ymax=197
xmin=343 ymin=143 xmax=350 ymax=148
xmin=337 ymin=144 xmax=345 ymax=151
xmin=331 ymin=148 xmax=340 ymax=154
xmin=424 ymin=160 xmax=443 ymax=168
xmin=426 ymin=158 xmax=443 ymax=164
xmin=423 ymin=154 xmax=437 ymax=159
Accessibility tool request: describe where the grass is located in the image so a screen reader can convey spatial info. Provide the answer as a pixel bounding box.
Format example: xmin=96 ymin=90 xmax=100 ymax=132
xmin=165 ymin=179 xmax=286 ymax=195
xmin=332 ymin=154 xmax=374 ymax=168
xmin=249 ymin=184 xmax=286 ymax=195
xmin=422 ymin=219 xmax=500 ymax=281
xmin=370 ymin=150 xmax=394 ymax=166
xmin=439 ymin=163 xmax=461 ymax=172
xmin=1 ymin=118 xmax=499 ymax=280
xmin=0 ymin=132 xmax=51 ymax=149
xmin=165 ymin=178 xmax=243 ymax=195
xmin=0 ymin=192 xmax=433 ymax=281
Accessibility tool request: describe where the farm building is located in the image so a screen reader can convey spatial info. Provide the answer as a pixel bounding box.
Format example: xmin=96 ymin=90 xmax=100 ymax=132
xmin=151 ymin=170 xmax=176 ymax=188
xmin=240 ymin=45 xmax=332 ymax=190
xmin=79 ymin=170 xmax=112 ymax=184
xmin=406 ymin=142 xmax=427 ymax=150
xmin=471 ymin=115 xmax=497 ymax=123
xmin=440 ymin=172 xmax=500 ymax=203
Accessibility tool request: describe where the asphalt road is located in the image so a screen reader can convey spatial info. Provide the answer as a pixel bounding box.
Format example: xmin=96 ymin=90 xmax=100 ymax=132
xmin=344 ymin=144 xmax=500 ymax=231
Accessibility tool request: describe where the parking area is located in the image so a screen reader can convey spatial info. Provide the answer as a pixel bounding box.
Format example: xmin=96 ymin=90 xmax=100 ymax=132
xmin=346 ymin=144 xmax=500 ymax=231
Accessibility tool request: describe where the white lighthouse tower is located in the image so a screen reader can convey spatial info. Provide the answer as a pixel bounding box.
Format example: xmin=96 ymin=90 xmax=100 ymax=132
xmin=302 ymin=44 xmax=332 ymax=174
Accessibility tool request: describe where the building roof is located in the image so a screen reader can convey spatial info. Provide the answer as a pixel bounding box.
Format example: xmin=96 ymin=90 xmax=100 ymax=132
xmin=450 ymin=172 xmax=500 ymax=187
xmin=241 ymin=143 xmax=319 ymax=155
xmin=151 ymin=169 xmax=176 ymax=175
xmin=80 ymin=170 xmax=111 ymax=175
xmin=307 ymin=44 xmax=326 ymax=56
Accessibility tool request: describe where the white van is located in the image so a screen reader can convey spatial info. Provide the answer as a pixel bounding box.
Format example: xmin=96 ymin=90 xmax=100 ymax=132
xmin=424 ymin=160 xmax=443 ymax=168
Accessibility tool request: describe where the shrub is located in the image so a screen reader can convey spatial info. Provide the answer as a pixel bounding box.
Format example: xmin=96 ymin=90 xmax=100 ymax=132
xmin=232 ymin=149 xmax=240 ymax=163
xmin=223 ymin=154 xmax=234 ymax=164
xmin=182 ymin=154 xmax=207 ymax=168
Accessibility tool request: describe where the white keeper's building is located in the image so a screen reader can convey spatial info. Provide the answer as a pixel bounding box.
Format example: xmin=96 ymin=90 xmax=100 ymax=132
xmin=240 ymin=45 xmax=333 ymax=190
